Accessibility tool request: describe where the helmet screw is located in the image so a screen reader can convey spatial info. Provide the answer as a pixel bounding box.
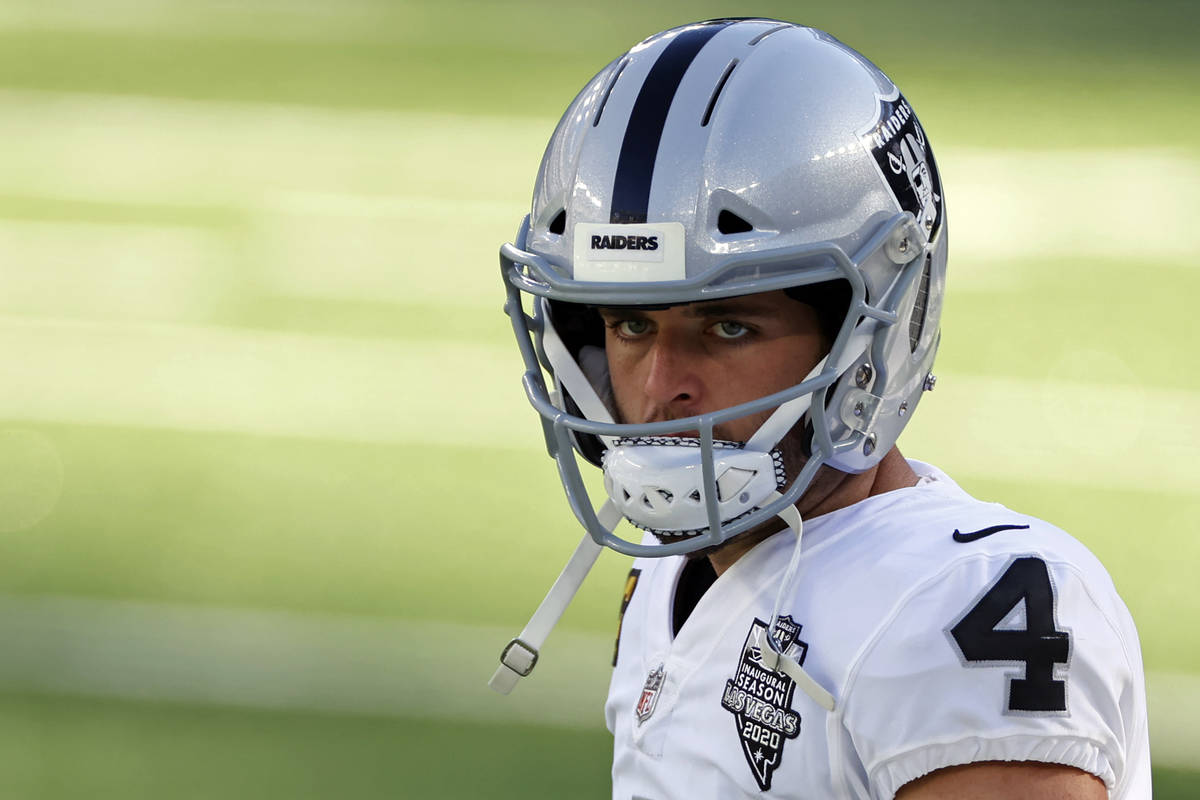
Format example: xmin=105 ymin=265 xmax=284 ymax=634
xmin=897 ymin=237 xmax=910 ymax=254
xmin=923 ymin=372 xmax=937 ymax=392
xmin=863 ymin=433 xmax=877 ymax=456
xmin=853 ymin=401 xmax=865 ymax=417
xmin=898 ymin=402 xmax=908 ymax=417
xmin=855 ymin=363 xmax=872 ymax=388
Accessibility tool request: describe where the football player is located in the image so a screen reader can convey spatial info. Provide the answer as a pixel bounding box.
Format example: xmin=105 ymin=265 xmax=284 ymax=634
xmin=490 ymin=19 xmax=1150 ymax=799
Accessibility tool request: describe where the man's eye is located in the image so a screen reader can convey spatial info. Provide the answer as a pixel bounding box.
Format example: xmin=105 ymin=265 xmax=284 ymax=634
xmin=712 ymin=321 xmax=749 ymax=339
xmin=617 ymin=319 xmax=651 ymax=337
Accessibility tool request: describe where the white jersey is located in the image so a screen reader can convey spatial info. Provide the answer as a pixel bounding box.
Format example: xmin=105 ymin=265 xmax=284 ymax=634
xmin=606 ymin=461 xmax=1150 ymax=799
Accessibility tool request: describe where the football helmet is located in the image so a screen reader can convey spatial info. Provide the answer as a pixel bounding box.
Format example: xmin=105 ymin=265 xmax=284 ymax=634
xmin=500 ymin=18 xmax=946 ymax=559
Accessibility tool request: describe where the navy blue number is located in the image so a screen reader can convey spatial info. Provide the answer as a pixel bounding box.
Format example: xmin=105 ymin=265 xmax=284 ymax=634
xmin=950 ymin=557 xmax=1069 ymax=712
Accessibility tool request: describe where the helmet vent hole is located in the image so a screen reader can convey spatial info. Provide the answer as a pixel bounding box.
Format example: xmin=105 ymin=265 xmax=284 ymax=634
xmin=701 ymin=59 xmax=738 ymax=127
xmin=549 ymin=209 xmax=566 ymax=235
xmin=688 ymin=490 xmax=702 ymax=504
xmin=593 ymin=57 xmax=630 ymax=127
xmin=908 ymin=255 xmax=932 ymax=352
xmin=717 ymin=209 xmax=754 ymax=234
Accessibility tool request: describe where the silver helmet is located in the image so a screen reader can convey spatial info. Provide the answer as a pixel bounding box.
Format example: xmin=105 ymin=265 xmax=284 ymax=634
xmin=500 ymin=19 xmax=947 ymax=558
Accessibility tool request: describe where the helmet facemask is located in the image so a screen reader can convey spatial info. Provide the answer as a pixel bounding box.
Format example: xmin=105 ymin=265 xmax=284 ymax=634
xmin=501 ymin=207 xmax=935 ymax=558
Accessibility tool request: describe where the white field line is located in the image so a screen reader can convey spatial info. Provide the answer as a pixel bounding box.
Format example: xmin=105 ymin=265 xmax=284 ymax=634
xmin=0 ymin=0 xmax=580 ymax=49
xmin=0 ymin=219 xmax=230 ymax=321
xmin=0 ymin=594 xmax=609 ymax=730
xmin=0 ymin=317 xmax=1194 ymax=495
xmin=0 ymin=0 xmax=396 ymax=40
xmin=0 ymin=89 xmax=548 ymax=207
xmin=0 ymin=90 xmax=1194 ymax=302
xmin=942 ymin=148 xmax=1200 ymax=268
xmin=0 ymin=90 xmax=549 ymax=308
xmin=0 ymin=317 xmax=535 ymax=451
xmin=907 ymin=372 xmax=1200 ymax=496
xmin=0 ymin=593 xmax=1190 ymax=765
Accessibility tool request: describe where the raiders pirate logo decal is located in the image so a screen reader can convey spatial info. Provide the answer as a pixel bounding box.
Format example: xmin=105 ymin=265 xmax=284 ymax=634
xmin=721 ymin=617 xmax=808 ymax=790
xmin=858 ymin=90 xmax=944 ymax=241
xmin=636 ymin=664 xmax=666 ymax=725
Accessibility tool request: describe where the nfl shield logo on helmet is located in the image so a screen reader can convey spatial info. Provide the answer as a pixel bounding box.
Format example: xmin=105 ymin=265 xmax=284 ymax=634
xmin=635 ymin=664 xmax=666 ymax=725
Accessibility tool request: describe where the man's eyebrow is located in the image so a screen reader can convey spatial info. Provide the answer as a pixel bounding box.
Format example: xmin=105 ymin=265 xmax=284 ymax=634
xmin=596 ymin=300 xmax=782 ymax=319
xmin=679 ymin=301 xmax=780 ymax=318
xmin=596 ymin=306 xmax=650 ymax=319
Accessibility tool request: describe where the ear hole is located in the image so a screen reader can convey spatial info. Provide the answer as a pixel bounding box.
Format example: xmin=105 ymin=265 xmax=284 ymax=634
xmin=908 ymin=256 xmax=932 ymax=353
xmin=717 ymin=210 xmax=753 ymax=234
xmin=549 ymin=209 xmax=566 ymax=235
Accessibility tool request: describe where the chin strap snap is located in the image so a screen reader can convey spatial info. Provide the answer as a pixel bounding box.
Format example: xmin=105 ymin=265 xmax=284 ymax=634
xmin=488 ymin=501 xmax=622 ymax=694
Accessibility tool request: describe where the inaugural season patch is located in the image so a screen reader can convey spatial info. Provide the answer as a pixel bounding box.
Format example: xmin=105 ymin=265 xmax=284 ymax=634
xmin=721 ymin=617 xmax=808 ymax=791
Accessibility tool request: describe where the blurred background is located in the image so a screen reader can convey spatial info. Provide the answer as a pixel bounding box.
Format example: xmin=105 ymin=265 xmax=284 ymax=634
xmin=0 ymin=0 xmax=1195 ymax=796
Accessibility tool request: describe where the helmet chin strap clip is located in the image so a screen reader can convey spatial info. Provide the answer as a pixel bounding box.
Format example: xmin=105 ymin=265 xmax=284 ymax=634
xmin=488 ymin=501 xmax=622 ymax=694
xmin=759 ymin=632 xmax=835 ymax=712
xmin=756 ymin=493 xmax=837 ymax=712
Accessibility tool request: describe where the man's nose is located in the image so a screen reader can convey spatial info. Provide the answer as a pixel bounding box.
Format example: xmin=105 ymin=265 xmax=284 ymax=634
xmin=641 ymin=332 xmax=705 ymax=411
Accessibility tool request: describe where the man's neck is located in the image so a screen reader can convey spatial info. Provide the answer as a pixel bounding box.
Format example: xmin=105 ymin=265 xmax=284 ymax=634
xmin=707 ymin=448 xmax=918 ymax=576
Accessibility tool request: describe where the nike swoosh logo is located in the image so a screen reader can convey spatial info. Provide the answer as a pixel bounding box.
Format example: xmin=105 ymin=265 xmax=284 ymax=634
xmin=952 ymin=524 xmax=1031 ymax=543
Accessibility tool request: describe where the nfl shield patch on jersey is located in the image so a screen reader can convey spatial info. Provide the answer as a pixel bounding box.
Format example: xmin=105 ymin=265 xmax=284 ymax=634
xmin=720 ymin=617 xmax=807 ymax=790
xmin=636 ymin=663 xmax=666 ymax=725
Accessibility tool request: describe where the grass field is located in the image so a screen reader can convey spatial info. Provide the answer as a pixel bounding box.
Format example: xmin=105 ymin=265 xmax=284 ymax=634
xmin=0 ymin=0 xmax=1196 ymax=796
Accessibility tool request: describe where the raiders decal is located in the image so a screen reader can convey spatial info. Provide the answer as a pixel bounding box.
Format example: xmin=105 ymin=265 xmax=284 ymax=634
xmin=572 ymin=222 xmax=686 ymax=283
xmin=858 ymin=91 xmax=944 ymax=240
xmin=721 ymin=617 xmax=808 ymax=791
xmin=613 ymin=568 xmax=642 ymax=666
xmin=590 ymin=233 xmax=659 ymax=252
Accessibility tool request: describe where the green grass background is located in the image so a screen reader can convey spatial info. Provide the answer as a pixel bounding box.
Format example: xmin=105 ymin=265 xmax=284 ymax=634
xmin=0 ymin=0 xmax=1195 ymax=796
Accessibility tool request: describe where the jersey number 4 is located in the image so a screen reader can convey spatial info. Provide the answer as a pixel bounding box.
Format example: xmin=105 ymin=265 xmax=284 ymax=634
xmin=950 ymin=557 xmax=1070 ymax=712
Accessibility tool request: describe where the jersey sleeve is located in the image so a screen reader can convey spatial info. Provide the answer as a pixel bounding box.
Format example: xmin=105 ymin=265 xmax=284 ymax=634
xmin=840 ymin=547 xmax=1146 ymax=800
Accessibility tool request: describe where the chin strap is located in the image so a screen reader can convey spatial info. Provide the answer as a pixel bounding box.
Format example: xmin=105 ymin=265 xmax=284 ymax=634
xmin=539 ymin=301 xmax=617 ymax=447
xmin=489 ymin=501 xmax=622 ymax=694
xmin=488 ymin=496 xmax=834 ymax=711
xmin=756 ymin=493 xmax=836 ymax=712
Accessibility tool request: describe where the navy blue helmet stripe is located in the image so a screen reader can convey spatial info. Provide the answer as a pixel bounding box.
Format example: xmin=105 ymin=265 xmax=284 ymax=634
xmin=609 ymin=22 xmax=730 ymax=224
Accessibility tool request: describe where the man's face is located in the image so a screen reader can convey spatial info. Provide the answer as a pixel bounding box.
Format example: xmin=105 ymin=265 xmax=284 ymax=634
xmin=598 ymin=290 xmax=827 ymax=443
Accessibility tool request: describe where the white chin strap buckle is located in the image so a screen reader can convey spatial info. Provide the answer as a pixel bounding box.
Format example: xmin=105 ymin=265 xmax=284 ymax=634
xmin=602 ymin=438 xmax=784 ymax=535
xmin=488 ymin=502 xmax=622 ymax=695
xmin=498 ymin=638 xmax=539 ymax=677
